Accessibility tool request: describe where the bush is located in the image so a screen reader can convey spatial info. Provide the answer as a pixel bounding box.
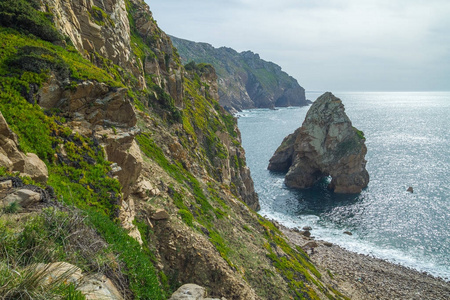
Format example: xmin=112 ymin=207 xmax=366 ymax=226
xmin=0 ymin=0 xmax=63 ymax=42
xmin=7 ymin=46 xmax=71 ymax=80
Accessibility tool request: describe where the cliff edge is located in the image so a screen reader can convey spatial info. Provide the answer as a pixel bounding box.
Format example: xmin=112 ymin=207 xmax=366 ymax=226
xmin=171 ymin=35 xmax=308 ymax=112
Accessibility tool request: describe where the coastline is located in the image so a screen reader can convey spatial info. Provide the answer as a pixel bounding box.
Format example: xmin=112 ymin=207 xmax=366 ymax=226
xmin=278 ymin=223 xmax=450 ymax=300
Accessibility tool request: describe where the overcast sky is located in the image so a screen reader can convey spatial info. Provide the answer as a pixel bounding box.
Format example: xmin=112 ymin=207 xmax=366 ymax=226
xmin=148 ymin=0 xmax=450 ymax=92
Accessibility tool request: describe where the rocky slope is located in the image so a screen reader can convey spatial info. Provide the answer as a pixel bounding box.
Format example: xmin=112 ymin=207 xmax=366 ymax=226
xmin=0 ymin=0 xmax=347 ymax=299
xmin=171 ymin=36 xmax=308 ymax=112
xmin=269 ymin=92 xmax=369 ymax=193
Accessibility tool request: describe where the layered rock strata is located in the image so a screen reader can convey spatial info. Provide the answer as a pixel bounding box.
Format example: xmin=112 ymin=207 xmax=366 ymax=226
xmin=268 ymin=92 xmax=369 ymax=193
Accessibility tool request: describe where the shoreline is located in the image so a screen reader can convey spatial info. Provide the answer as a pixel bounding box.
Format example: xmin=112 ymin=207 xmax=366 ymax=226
xmin=277 ymin=223 xmax=450 ymax=300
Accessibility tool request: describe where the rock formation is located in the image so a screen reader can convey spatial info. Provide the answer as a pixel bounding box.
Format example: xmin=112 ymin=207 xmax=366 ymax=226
xmin=171 ymin=36 xmax=308 ymax=112
xmin=268 ymin=92 xmax=369 ymax=193
xmin=0 ymin=112 xmax=48 ymax=184
xmin=0 ymin=1 xmax=348 ymax=299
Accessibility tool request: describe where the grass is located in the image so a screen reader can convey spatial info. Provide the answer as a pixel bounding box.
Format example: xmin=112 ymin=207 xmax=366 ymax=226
xmin=353 ymin=126 xmax=365 ymax=140
xmin=0 ymin=202 xmax=165 ymax=300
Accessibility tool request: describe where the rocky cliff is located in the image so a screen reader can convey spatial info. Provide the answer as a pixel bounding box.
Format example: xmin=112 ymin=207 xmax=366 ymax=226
xmin=171 ymin=36 xmax=308 ymax=112
xmin=269 ymin=92 xmax=369 ymax=193
xmin=0 ymin=1 xmax=347 ymax=299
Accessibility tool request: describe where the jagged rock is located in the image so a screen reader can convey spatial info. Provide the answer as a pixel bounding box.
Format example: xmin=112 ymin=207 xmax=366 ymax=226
xmin=268 ymin=92 xmax=369 ymax=194
xmin=134 ymin=179 xmax=160 ymax=198
xmin=120 ymin=197 xmax=143 ymax=245
xmin=303 ymin=226 xmax=312 ymax=231
xmin=152 ymin=209 xmax=170 ymax=220
xmin=103 ymin=133 xmax=142 ymax=199
xmin=407 ymin=186 xmax=413 ymax=193
xmin=0 ymin=180 xmax=12 ymax=191
xmin=39 ymin=80 xmax=137 ymax=129
xmin=0 ymin=112 xmax=48 ymax=184
xmin=1 ymin=189 xmax=41 ymax=208
xmin=42 ymin=0 xmax=134 ymax=74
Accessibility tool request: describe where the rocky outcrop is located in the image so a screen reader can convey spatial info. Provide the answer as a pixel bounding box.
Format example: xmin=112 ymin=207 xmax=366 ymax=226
xmin=268 ymin=92 xmax=369 ymax=193
xmin=42 ymin=0 xmax=184 ymax=102
xmin=0 ymin=112 xmax=48 ymax=184
xmin=171 ymin=36 xmax=307 ymax=112
xmin=169 ymin=284 xmax=225 ymax=300
xmin=39 ymin=78 xmax=136 ymax=129
xmin=183 ymin=66 xmax=259 ymax=210
xmin=41 ymin=0 xmax=134 ymax=75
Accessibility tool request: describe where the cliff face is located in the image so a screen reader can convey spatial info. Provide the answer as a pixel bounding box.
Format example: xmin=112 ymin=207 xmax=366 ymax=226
xmin=0 ymin=1 xmax=347 ymax=299
xmin=171 ymin=36 xmax=308 ymax=112
xmin=269 ymin=92 xmax=369 ymax=193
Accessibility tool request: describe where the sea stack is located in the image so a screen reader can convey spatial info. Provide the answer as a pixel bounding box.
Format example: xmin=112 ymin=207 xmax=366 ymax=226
xmin=268 ymin=92 xmax=369 ymax=193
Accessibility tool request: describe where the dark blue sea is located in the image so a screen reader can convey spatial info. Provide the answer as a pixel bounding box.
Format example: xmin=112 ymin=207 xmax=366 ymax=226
xmin=237 ymin=91 xmax=450 ymax=280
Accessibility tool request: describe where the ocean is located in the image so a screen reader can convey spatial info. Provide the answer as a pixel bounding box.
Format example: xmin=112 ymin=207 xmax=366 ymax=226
xmin=237 ymin=91 xmax=450 ymax=280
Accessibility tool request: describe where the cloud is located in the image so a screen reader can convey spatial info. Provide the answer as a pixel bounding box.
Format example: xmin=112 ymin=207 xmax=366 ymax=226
xmin=148 ymin=0 xmax=450 ymax=91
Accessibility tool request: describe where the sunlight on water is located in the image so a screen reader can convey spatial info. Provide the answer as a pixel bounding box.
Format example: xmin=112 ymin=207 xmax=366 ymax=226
xmin=237 ymin=92 xmax=450 ymax=280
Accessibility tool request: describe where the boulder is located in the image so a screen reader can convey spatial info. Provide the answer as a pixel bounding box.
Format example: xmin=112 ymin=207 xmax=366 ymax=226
xmin=302 ymin=241 xmax=318 ymax=249
xmin=407 ymin=186 xmax=413 ymax=193
xmin=169 ymin=284 xmax=206 ymax=300
xmin=21 ymin=153 xmax=49 ymax=184
xmin=152 ymin=209 xmax=170 ymax=220
xmin=300 ymin=230 xmax=311 ymax=237
xmin=169 ymin=284 xmax=224 ymax=300
xmin=35 ymin=262 xmax=123 ymax=300
xmin=0 ymin=180 xmax=12 ymax=191
xmin=1 ymin=189 xmax=41 ymax=208
xmin=343 ymin=231 xmax=353 ymax=236
xmin=134 ymin=179 xmax=160 ymax=198
xmin=268 ymin=92 xmax=369 ymax=194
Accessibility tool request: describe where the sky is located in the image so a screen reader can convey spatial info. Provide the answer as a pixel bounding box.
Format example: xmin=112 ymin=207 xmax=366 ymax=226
xmin=147 ymin=0 xmax=450 ymax=92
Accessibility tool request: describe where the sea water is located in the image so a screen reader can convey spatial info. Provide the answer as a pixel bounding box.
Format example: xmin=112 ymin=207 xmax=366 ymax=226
xmin=237 ymin=91 xmax=450 ymax=280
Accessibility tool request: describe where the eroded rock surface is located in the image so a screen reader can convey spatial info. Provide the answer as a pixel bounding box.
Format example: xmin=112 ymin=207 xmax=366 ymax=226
xmin=268 ymin=92 xmax=369 ymax=193
xmin=0 ymin=112 xmax=48 ymax=184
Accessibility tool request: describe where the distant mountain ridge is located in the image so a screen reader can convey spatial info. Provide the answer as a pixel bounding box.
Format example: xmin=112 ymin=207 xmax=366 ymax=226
xmin=170 ymin=35 xmax=308 ymax=112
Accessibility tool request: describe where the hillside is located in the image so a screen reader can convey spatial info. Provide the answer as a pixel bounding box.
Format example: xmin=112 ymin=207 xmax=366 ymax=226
xmin=171 ymin=35 xmax=308 ymax=112
xmin=0 ymin=0 xmax=345 ymax=299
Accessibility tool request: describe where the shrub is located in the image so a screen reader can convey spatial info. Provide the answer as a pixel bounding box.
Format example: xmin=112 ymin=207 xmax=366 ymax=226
xmin=0 ymin=0 xmax=63 ymax=42
xmin=7 ymin=46 xmax=71 ymax=80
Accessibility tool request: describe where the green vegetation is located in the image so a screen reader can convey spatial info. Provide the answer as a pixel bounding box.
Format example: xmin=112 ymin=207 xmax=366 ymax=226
xmin=0 ymin=204 xmax=165 ymax=300
xmin=89 ymin=6 xmax=115 ymax=27
xmin=0 ymin=0 xmax=63 ymax=42
xmin=2 ymin=201 xmax=22 ymax=214
xmin=87 ymin=211 xmax=165 ymax=299
xmin=258 ymin=217 xmax=346 ymax=299
xmin=0 ymin=1 xmax=346 ymax=299
xmin=0 ymin=26 xmax=123 ymax=216
xmin=353 ymin=126 xmax=365 ymax=139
